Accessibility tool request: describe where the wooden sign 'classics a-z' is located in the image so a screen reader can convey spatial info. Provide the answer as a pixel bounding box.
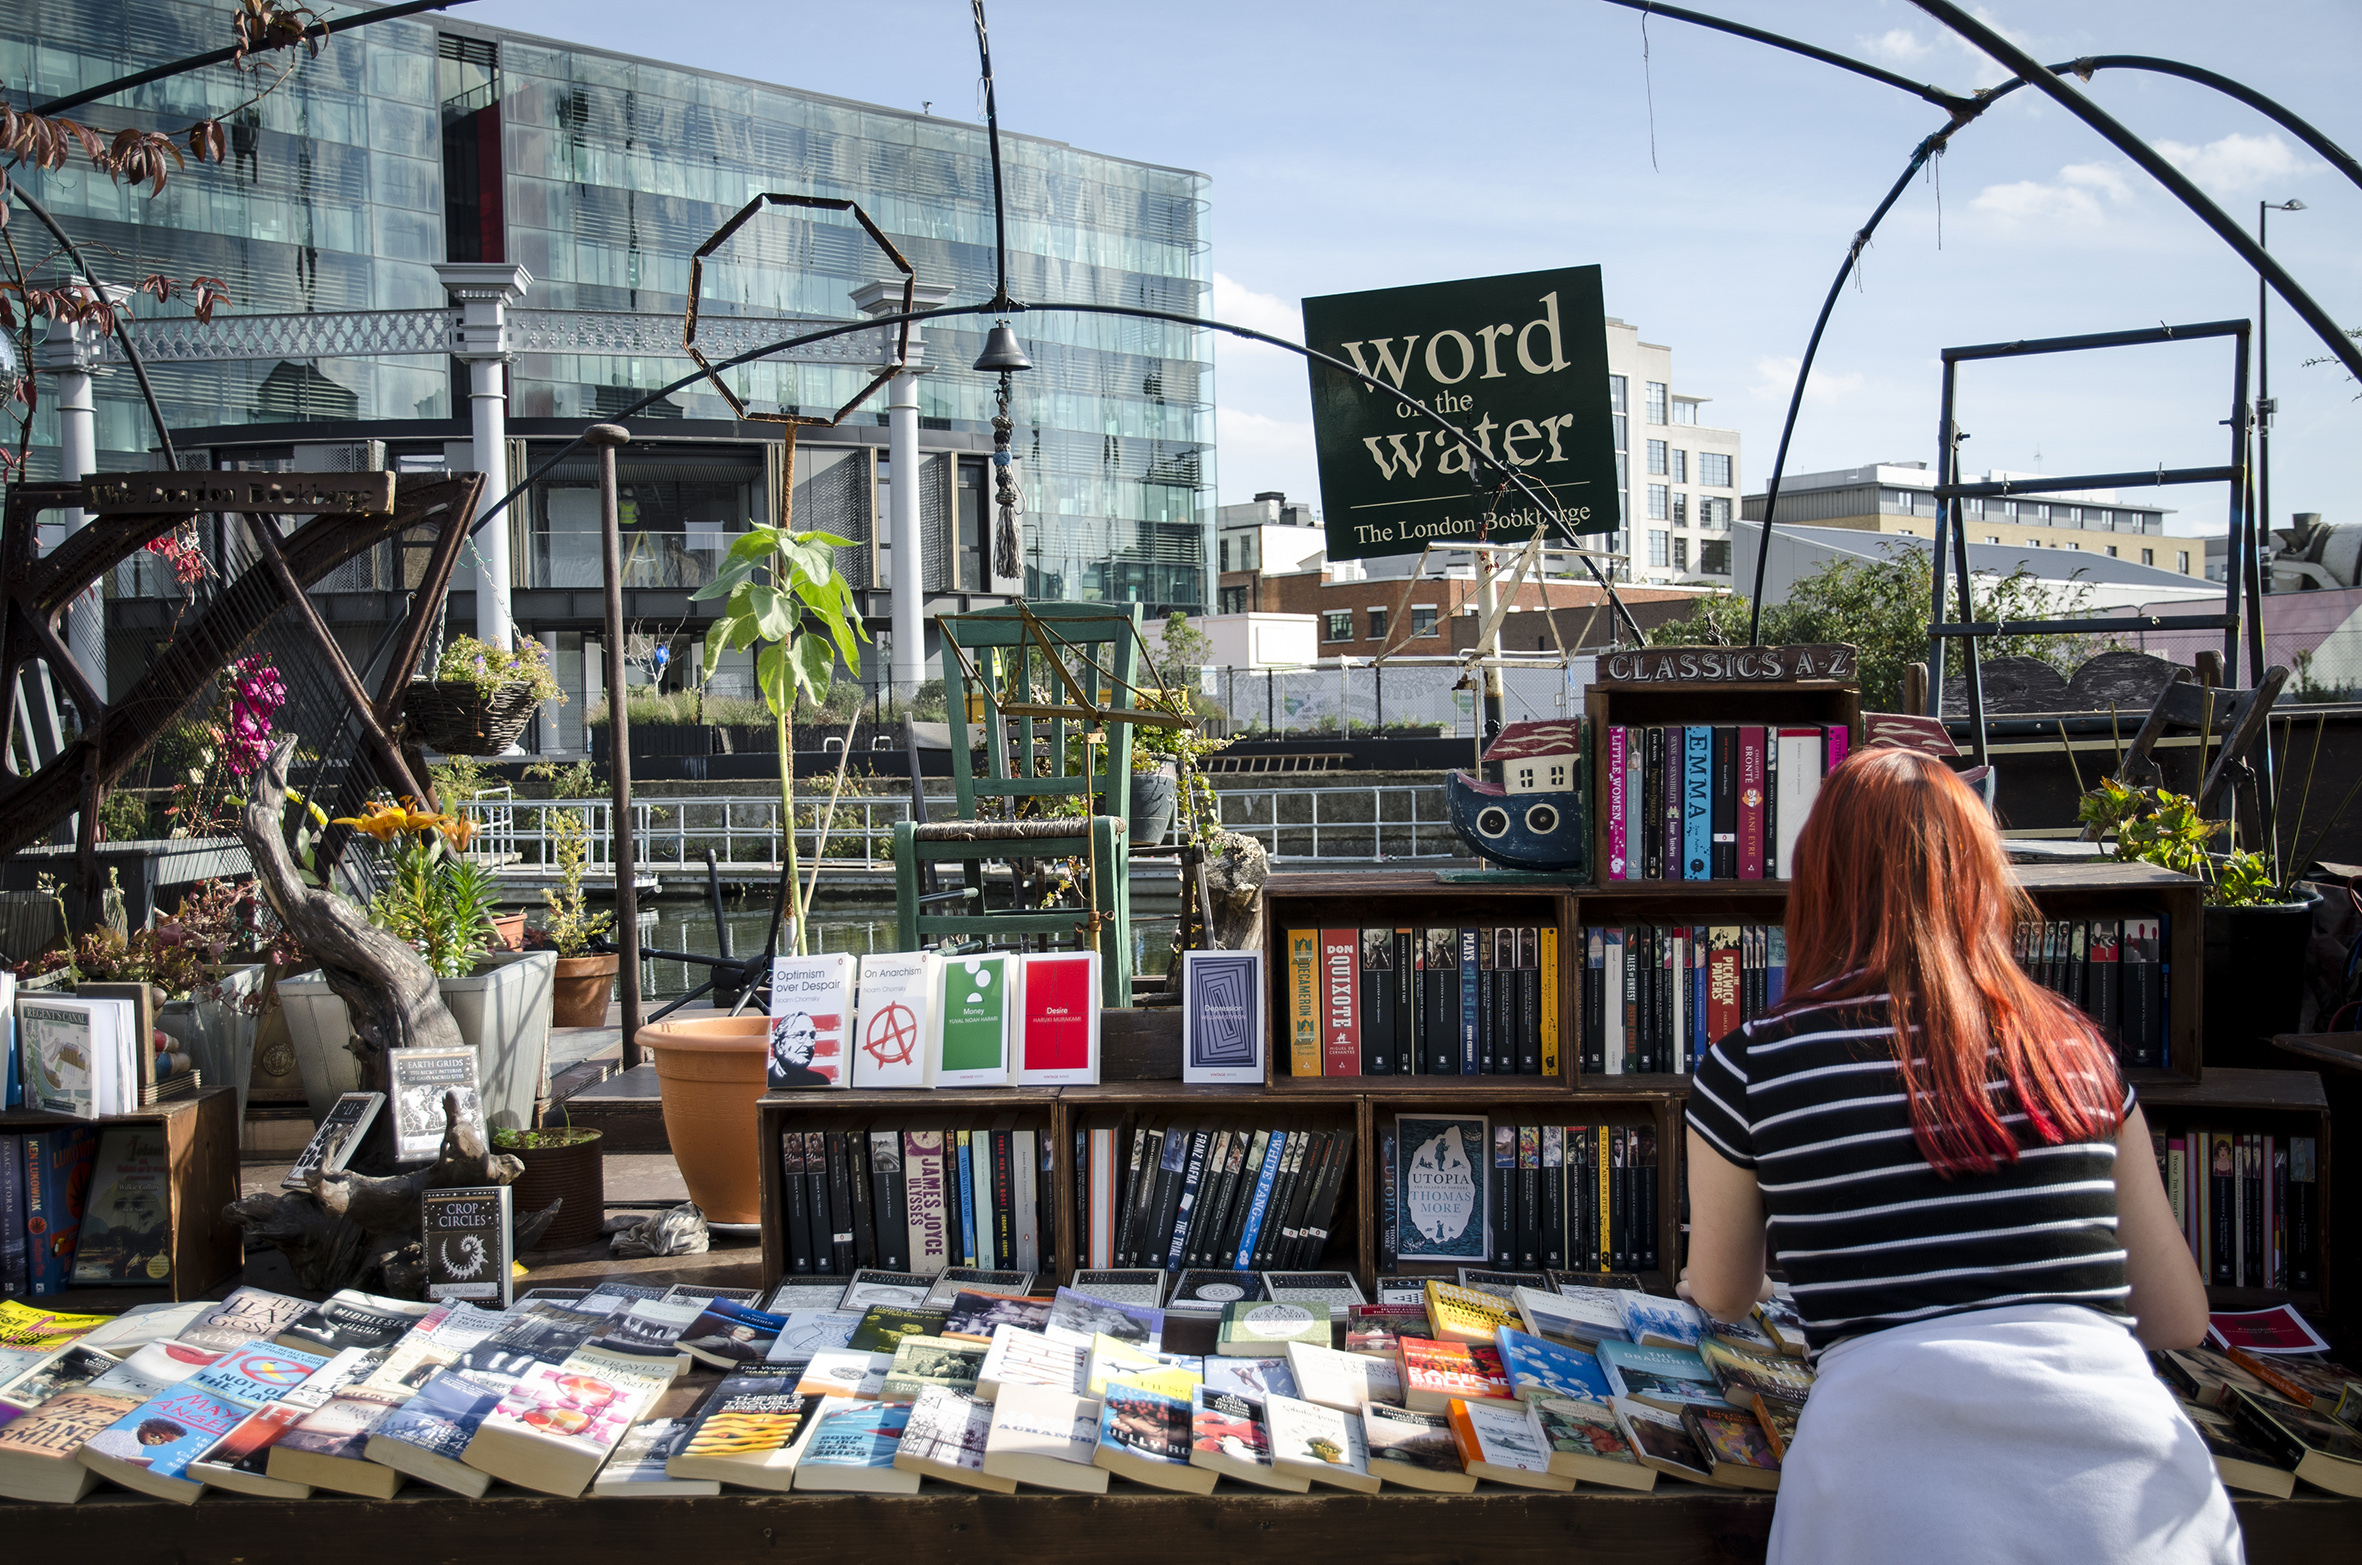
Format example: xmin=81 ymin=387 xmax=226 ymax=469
xmin=83 ymin=471 xmax=397 ymax=516
xmin=1594 ymin=643 xmax=1858 ymax=686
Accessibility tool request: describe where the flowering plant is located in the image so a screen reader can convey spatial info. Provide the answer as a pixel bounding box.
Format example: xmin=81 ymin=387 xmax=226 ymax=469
xmin=142 ymin=528 xmax=208 ymax=594
xmin=223 ymin=656 xmax=287 ymax=776
xmin=432 ymin=635 xmax=565 ymax=704
xmin=333 ymin=798 xmax=500 ymax=976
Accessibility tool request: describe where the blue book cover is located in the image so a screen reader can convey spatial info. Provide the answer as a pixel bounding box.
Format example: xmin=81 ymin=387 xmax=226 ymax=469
xmin=1233 ymin=1129 xmax=1286 ymax=1267
xmin=1682 ymin=727 xmax=1712 ymax=880
xmin=802 ymin=1399 xmax=911 ymax=1468
xmin=1394 ymin=1115 xmax=1488 ymax=1262
xmin=23 ymin=1127 xmax=96 ymax=1296
xmin=1691 ymin=937 xmax=1708 ymax=1071
xmin=1495 ymin=1326 xmax=1612 ymax=1404
xmin=956 ymin=1133 xmax=978 ymax=1269
xmin=1766 ymin=928 xmax=1787 ymax=1010
xmin=1458 ymin=928 xmax=1481 ymax=1076
xmin=370 ymin=1367 xmax=507 ymax=1458
xmin=83 ymin=1385 xmax=249 ymax=1478
xmin=1595 ymin=1338 xmax=1721 ymax=1410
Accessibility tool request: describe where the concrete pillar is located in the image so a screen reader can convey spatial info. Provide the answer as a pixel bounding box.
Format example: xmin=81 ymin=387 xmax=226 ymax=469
xmin=849 ymin=278 xmax=953 ymax=701
xmin=434 ymin=262 xmax=532 ymax=652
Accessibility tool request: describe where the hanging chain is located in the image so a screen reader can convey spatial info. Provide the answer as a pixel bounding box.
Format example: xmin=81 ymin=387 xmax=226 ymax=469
xmin=991 ymin=370 xmax=1022 ymax=579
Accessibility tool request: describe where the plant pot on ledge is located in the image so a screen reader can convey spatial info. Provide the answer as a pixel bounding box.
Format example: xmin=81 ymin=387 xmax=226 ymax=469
xmin=2203 ymin=886 xmax=2324 ymax=1071
xmin=551 ymin=953 xmax=620 ymax=1029
xmin=493 ymin=1126 xmax=606 ymax=1249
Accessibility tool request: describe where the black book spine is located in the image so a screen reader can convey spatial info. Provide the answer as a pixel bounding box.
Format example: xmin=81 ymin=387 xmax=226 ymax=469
xmin=845 ymin=1129 xmax=876 ymax=1269
xmin=1039 ymin=1131 xmax=1057 ymax=1276
xmin=1362 ymin=932 xmax=1394 ymax=1077
xmin=2207 ymin=1134 xmax=2236 ymax=1286
xmin=1214 ymin=1129 xmax=1255 ymax=1267
xmin=1490 ymin=1127 xmax=1516 ymax=1267
xmin=1711 ymin=726 xmax=1737 ymax=879
xmin=1584 ymin=929 xmax=1604 ymax=1076
xmin=1183 ymin=1129 xmax=1228 ymax=1270
xmin=1410 ymin=934 xmax=1429 ymax=1078
xmin=943 ymin=1128 xmax=967 ymax=1273
xmin=2242 ymin=1134 xmax=2263 ymax=1290
xmin=991 ymin=1125 xmax=1017 ymax=1272
xmin=1108 ymin=1126 xmax=1141 ymax=1269
xmin=2290 ymin=1137 xmax=2318 ymax=1290
xmin=1148 ymin=1128 xmax=1189 ymax=1271
xmin=1540 ymin=1129 xmax=1565 ymax=1271
xmin=1396 ymin=929 xmax=1417 ymax=1076
xmin=1223 ymin=1130 xmax=1272 ymax=1270
xmin=1475 ymin=937 xmax=1495 ymax=1075
xmin=1429 ymin=935 xmax=1461 ymax=1076
xmin=1516 ymin=1127 xmax=1540 ymax=1272
xmin=1640 ymin=925 xmax=1659 ymax=1075
xmin=1276 ymin=1129 xmax=1322 ymax=1267
xmin=813 ymin=1131 xmax=846 ymax=1275
xmin=1132 ymin=1126 xmax=1169 ymax=1271
xmin=1297 ymin=1128 xmax=1356 ymax=1269
xmin=1640 ymin=1127 xmax=1659 ymax=1272
xmin=870 ymin=1131 xmax=908 ymax=1271
xmin=782 ymin=1131 xmax=813 ymax=1275
xmin=1642 ymin=727 xmax=1662 ymax=881
xmin=1164 ymin=1128 xmax=1211 ymax=1272
xmin=1610 ymin=1127 xmax=1629 ymax=1271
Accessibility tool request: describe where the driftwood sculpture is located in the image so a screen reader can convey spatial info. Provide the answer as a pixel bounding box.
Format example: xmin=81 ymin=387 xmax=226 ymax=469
xmin=225 ymin=1090 xmax=562 ymax=1296
xmin=240 ymin=733 xmax=464 ymax=1056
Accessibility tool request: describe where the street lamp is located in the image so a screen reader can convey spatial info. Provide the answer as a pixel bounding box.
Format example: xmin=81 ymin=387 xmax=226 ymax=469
xmin=2258 ymin=199 xmax=2306 ymax=577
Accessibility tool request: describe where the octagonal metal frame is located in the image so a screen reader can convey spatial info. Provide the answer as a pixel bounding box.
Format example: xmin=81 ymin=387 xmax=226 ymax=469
xmin=682 ymin=193 xmax=916 ymax=426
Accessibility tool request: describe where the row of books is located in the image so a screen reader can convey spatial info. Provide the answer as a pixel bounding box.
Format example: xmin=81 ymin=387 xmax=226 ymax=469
xmin=2019 ymin=917 xmax=2172 ymax=1070
xmin=10 ymin=986 xmax=201 ymax=1118
xmin=1284 ymin=927 xmax=1560 ymax=1078
xmin=0 ymin=1128 xmax=171 ymax=1296
xmin=1602 ymin=724 xmax=1848 ymax=882
xmin=2153 ymin=1336 xmax=2362 ymax=1499
xmin=775 ymin=1125 xmax=1056 ymax=1280
xmin=1579 ymin=924 xmax=1786 ymax=1077
xmin=2157 ymin=1129 xmax=2320 ymax=1294
xmin=1383 ymin=1115 xmax=1659 ymax=1275
xmin=1075 ymin=1118 xmax=1357 ymax=1274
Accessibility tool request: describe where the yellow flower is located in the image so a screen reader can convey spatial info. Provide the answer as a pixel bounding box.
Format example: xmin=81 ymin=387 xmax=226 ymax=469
xmin=332 ymin=801 xmax=410 ymax=842
xmin=437 ymin=814 xmax=478 ymax=852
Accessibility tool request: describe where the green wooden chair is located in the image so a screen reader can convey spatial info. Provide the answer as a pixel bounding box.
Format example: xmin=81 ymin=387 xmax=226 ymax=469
xmin=893 ymin=602 xmax=1143 ymax=1009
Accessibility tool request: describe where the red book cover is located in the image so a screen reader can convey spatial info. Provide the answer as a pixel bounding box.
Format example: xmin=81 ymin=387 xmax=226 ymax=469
xmin=1321 ymin=929 xmax=1361 ymax=1077
xmin=1019 ymin=952 xmax=1095 ymax=1076
xmin=1736 ymin=727 xmax=1766 ymax=880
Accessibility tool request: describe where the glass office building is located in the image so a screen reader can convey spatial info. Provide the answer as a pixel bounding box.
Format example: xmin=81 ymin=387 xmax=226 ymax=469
xmin=5 ymin=1 xmax=1214 ymax=725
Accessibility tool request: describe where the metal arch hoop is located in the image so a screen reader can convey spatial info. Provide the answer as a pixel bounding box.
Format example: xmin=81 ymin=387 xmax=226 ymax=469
xmin=682 ymin=193 xmax=916 ymax=427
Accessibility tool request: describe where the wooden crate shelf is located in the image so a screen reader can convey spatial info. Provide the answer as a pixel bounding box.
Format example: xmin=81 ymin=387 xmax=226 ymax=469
xmin=0 ymin=1086 xmax=240 ymax=1303
xmin=2138 ymin=1067 xmax=2334 ymax=1315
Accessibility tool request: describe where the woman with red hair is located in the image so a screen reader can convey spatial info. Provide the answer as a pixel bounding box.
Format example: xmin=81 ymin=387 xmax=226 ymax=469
xmin=1683 ymin=747 xmax=2233 ymax=1564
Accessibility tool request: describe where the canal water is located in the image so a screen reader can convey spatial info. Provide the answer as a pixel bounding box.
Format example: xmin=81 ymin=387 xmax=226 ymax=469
xmin=629 ymin=889 xmax=1181 ymax=1000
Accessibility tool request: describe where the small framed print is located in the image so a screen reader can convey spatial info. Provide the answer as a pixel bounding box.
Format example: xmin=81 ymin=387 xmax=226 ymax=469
xmin=1182 ymin=949 xmax=1266 ymax=1084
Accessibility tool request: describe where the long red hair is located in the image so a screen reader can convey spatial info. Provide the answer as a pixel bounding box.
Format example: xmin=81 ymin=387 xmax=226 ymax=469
xmin=1781 ymin=747 xmax=2123 ymax=1175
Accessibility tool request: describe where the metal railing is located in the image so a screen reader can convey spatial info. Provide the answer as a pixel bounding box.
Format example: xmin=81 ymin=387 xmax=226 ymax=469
xmin=1215 ymin=783 xmax=1460 ymax=863
xmin=464 ymin=795 xmax=913 ymax=871
xmin=462 ymin=783 xmax=1466 ymax=870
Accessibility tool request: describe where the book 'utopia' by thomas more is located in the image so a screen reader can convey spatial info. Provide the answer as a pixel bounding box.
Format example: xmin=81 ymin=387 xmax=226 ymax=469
xmin=1394 ymin=1116 xmax=1488 ymax=1262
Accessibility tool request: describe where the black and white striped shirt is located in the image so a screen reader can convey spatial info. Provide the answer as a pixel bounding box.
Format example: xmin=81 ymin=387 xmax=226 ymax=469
xmin=1685 ymin=993 xmax=2135 ymax=1352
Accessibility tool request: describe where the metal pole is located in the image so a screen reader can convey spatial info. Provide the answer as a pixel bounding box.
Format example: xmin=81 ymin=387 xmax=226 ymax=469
xmin=2258 ymin=201 xmax=2271 ymax=585
xmin=1928 ymin=358 xmax=1958 ymax=719
xmin=591 ymin=423 xmax=644 ymax=1068
xmin=887 ymin=373 xmax=925 ymax=697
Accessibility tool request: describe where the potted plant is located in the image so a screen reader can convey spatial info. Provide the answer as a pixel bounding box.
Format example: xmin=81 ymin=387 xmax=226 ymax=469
xmin=490 ymin=1123 xmax=606 ymax=1249
xmin=2079 ymin=779 xmax=2322 ymax=1069
xmin=404 ymin=635 xmax=564 ymax=757
xmin=276 ymin=797 xmax=555 ymax=1129
xmin=538 ymin=808 xmax=617 ymax=1028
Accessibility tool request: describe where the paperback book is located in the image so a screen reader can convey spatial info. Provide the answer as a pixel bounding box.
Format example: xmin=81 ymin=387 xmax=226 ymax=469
xmin=1596 ymin=1338 xmax=1725 ymax=1414
xmin=793 ymin=1397 xmax=919 ymax=1493
xmin=1190 ymin=1385 xmax=1308 ymax=1491
xmin=68 ymin=1127 xmax=171 ymax=1285
xmin=421 ymin=1186 xmax=513 ymax=1307
xmin=666 ymin=1364 xmax=819 ymax=1489
xmin=1203 ymin=1355 xmax=1297 ymax=1402
xmin=1266 ymin=1392 xmax=1379 ymax=1492
xmin=1045 ymin=1287 xmax=1162 ymax=1351
xmin=878 ymin=1336 xmax=985 ymax=1402
xmin=1094 ymin=1378 xmax=1216 ymax=1492
xmin=677 ymin=1300 xmax=791 ymax=1368
xmin=1217 ymin=1301 xmax=1329 ymax=1356
xmin=1360 ymin=1402 xmax=1474 ymax=1493
xmin=593 ymin=1418 xmax=716 ymax=1497
xmin=1534 ymin=1395 xmax=1656 ymax=1489
xmin=893 ymin=1384 xmax=1014 ymax=1492
xmin=1398 ymin=1336 xmax=1517 ymax=1414
xmin=1496 ymin=1326 xmax=1612 ymax=1404
xmin=385 ymin=1048 xmax=484 ymax=1162
xmin=1448 ymin=1396 xmax=1573 ymax=1491
xmin=977 ymin=1326 xmax=1086 ymax=1401
xmin=981 ymin=1382 xmax=1109 ymax=1492
xmin=461 ymin=1342 xmax=681 ymax=1499
xmin=767 ymin=953 xmax=855 ymax=1090
xmin=1395 ymin=1116 xmax=1488 ymax=1262
xmin=1284 ymin=1339 xmax=1402 ymax=1413
xmin=849 ymin=951 xmax=937 ymax=1090
xmin=943 ymin=1289 xmax=1052 ymax=1344
xmin=282 ymin=1093 xmax=383 ymax=1189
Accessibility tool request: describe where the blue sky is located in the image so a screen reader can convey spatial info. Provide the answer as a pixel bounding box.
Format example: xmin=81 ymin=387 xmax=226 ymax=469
xmin=469 ymin=0 xmax=2362 ymax=538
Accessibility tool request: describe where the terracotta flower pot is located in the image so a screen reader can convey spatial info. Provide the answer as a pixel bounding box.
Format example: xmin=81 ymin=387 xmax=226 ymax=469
xmin=550 ymin=953 xmax=620 ymax=1028
xmin=639 ymin=1015 xmax=769 ymax=1224
xmin=496 ymin=1127 xmax=607 ymax=1249
xmin=490 ymin=913 xmax=528 ymax=952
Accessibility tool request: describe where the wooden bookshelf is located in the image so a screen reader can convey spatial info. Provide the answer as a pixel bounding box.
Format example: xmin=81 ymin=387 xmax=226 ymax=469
xmin=2139 ymin=1067 xmax=2334 ymax=1316
xmin=0 ymin=1085 xmax=240 ymax=1302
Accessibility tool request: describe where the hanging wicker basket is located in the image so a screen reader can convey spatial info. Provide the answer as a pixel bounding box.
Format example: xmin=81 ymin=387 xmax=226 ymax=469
xmin=402 ymin=680 xmax=539 ymax=755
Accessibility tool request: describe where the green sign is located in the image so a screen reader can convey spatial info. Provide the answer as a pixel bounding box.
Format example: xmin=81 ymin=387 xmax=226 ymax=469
xmin=1302 ymin=265 xmax=1620 ymax=560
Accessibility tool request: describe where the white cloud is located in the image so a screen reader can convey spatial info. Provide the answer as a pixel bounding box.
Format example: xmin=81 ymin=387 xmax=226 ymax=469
xmin=1750 ymin=356 xmax=1864 ymax=408
xmin=2153 ymin=132 xmax=2312 ymax=199
xmin=1210 ymin=271 xmax=1301 ymax=343
xmin=1856 ymin=29 xmax=1932 ymax=67
xmin=1971 ymin=162 xmax=2133 ymax=226
xmin=1214 ymin=406 xmax=1317 ymax=506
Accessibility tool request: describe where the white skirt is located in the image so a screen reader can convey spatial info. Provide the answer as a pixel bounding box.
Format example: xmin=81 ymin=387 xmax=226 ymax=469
xmin=1769 ymin=1303 xmax=2243 ymax=1565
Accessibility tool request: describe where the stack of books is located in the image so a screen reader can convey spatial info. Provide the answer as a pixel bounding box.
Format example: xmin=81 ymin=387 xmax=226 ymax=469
xmin=1073 ymin=1118 xmax=1356 ymax=1275
xmin=1602 ymin=723 xmax=1847 ymax=882
xmin=1284 ymin=927 xmax=1558 ymax=1077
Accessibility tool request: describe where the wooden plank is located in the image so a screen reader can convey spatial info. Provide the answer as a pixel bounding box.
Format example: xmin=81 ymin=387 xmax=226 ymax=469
xmin=0 ymin=1487 xmax=2345 ymax=1561
xmin=1100 ymin=1008 xmax=1181 ymax=1081
xmin=2140 ymin=1067 xmax=2328 ymax=1112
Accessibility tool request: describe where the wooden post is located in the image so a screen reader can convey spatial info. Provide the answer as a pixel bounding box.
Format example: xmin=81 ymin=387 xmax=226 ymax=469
xmin=1903 ymin=660 xmax=1929 ymax=717
xmin=2195 ymin=649 xmax=2225 ymax=689
xmin=591 ymin=424 xmax=644 ymax=1069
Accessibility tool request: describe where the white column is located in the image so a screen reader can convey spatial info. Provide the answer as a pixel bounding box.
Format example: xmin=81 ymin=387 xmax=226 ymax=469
xmin=434 ymin=263 xmax=532 ymax=652
xmin=40 ymin=285 xmax=125 ymax=705
xmin=850 ymin=279 xmax=953 ymax=702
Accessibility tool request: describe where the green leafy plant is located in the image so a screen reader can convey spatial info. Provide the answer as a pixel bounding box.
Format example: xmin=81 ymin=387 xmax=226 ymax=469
xmin=537 ymin=808 xmax=612 ymax=957
xmin=95 ymin=787 xmax=153 ymax=842
xmin=433 ymin=634 xmax=565 ymax=704
xmin=2076 ymin=777 xmax=2290 ymax=908
xmin=692 ymin=523 xmax=869 ymax=955
xmin=524 ymin=758 xmax=601 ymax=800
xmin=333 ymin=800 xmax=499 ymax=976
xmin=1646 ymin=546 xmax=2120 ymax=710
xmin=22 ymin=924 xmax=211 ymax=997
